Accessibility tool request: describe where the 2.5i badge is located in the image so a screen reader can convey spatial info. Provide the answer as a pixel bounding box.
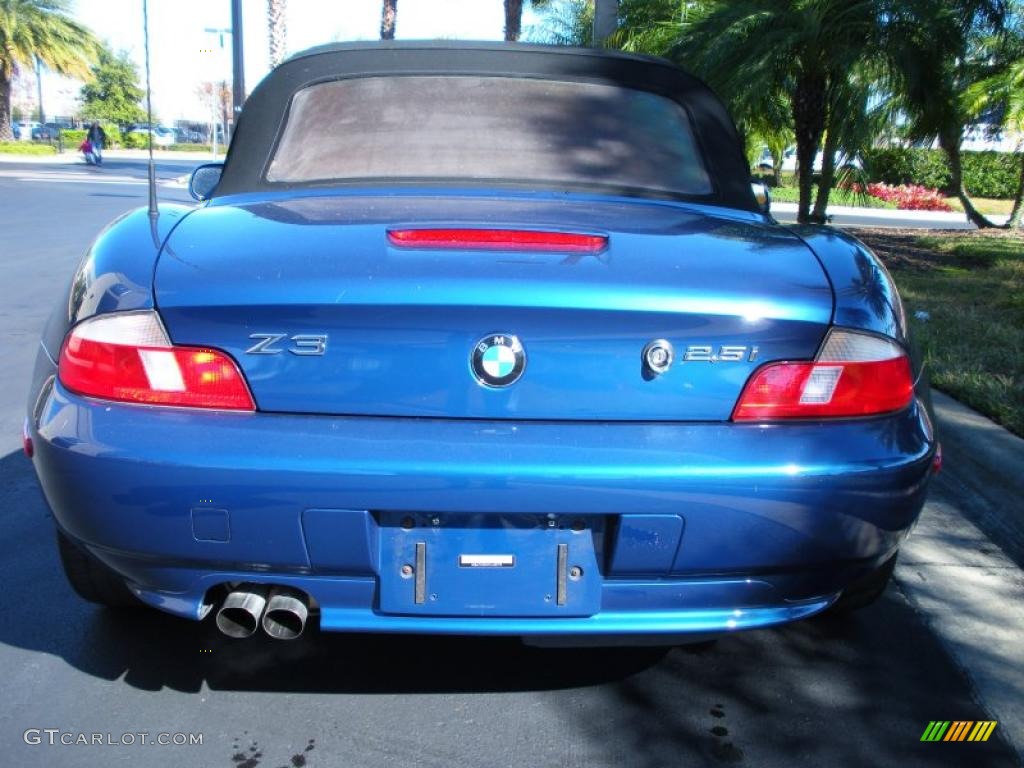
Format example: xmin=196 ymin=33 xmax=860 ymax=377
xmin=471 ymin=334 xmax=526 ymax=388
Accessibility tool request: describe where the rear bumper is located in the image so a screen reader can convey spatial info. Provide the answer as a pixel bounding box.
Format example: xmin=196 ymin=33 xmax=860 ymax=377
xmin=31 ymin=373 xmax=935 ymax=635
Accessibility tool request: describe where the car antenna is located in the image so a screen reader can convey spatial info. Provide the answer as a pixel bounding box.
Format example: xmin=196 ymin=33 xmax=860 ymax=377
xmin=142 ymin=0 xmax=158 ymax=222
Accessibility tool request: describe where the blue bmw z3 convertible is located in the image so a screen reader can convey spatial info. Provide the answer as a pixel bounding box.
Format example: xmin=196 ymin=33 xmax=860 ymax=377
xmin=25 ymin=42 xmax=939 ymax=644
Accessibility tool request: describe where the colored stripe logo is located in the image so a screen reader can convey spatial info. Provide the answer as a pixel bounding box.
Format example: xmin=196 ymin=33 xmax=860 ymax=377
xmin=921 ymin=721 xmax=997 ymax=742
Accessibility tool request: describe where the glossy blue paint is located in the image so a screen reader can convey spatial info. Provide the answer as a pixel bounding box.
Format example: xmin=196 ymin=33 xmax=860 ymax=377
xmin=609 ymin=515 xmax=685 ymax=576
xmin=42 ymin=205 xmax=193 ymax=358
xmin=26 ymin=43 xmax=943 ymax=639
xmin=790 ymin=225 xmax=907 ymax=344
xmin=301 ymin=509 xmax=378 ymax=572
xmin=26 ymin=171 xmax=938 ymax=638
xmin=190 ymin=508 xmax=230 ymax=543
xmin=30 ymin=350 xmax=934 ymax=634
xmin=130 ymin=571 xmax=834 ymax=634
xmin=154 ymin=190 xmax=833 ymax=421
xmin=120 ymin=566 xmax=836 ymax=633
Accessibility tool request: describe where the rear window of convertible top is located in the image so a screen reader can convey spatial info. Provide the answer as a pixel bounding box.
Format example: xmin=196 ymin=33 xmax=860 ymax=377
xmin=265 ymin=75 xmax=713 ymax=197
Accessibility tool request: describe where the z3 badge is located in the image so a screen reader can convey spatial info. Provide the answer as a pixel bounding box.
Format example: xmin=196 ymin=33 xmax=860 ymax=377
xmin=246 ymin=333 xmax=328 ymax=356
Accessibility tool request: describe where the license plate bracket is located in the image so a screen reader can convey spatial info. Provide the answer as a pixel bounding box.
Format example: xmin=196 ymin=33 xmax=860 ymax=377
xmin=377 ymin=512 xmax=603 ymax=617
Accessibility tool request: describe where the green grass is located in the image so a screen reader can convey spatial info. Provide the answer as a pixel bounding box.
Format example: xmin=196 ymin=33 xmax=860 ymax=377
xmin=166 ymin=143 xmax=224 ymax=153
xmin=770 ymin=185 xmax=897 ymax=209
xmin=855 ymin=229 xmax=1024 ymax=435
xmin=0 ymin=141 xmax=57 ymax=155
xmin=944 ymin=196 xmax=1017 ymax=216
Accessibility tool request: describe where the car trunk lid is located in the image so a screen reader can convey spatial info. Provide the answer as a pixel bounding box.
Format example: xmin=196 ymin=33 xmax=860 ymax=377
xmin=155 ymin=193 xmax=833 ymax=421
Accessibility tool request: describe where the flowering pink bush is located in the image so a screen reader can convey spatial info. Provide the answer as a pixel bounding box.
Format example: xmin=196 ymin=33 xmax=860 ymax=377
xmin=866 ymin=182 xmax=953 ymax=211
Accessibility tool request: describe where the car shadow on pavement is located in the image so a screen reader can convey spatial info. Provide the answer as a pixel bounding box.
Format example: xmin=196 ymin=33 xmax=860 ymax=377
xmin=1 ymin=449 xmax=1020 ymax=767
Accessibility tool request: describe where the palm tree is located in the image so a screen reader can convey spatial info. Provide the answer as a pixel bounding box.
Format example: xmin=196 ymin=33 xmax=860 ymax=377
xmin=504 ymin=0 xmax=554 ymax=42
xmin=380 ymin=0 xmax=398 ymax=40
xmin=0 ymin=0 xmax=97 ymax=141
xmin=811 ymin=65 xmax=891 ymax=220
xmin=504 ymin=0 xmax=524 ymax=41
xmin=267 ymin=0 xmax=287 ymax=68
xmin=964 ymin=24 xmax=1024 ymax=227
xmin=882 ymin=0 xmax=1007 ymax=227
xmin=531 ymin=0 xmax=592 ymax=46
xmin=672 ymin=1 xmax=877 ymax=223
xmin=593 ymin=0 xmax=619 ymax=43
xmin=742 ymin=93 xmax=794 ymax=187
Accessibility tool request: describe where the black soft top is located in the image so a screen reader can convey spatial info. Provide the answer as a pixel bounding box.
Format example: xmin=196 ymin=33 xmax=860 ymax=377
xmin=217 ymin=41 xmax=757 ymax=212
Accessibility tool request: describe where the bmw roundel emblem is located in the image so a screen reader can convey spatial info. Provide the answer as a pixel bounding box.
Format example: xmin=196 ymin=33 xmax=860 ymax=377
xmin=471 ymin=334 xmax=526 ymax=388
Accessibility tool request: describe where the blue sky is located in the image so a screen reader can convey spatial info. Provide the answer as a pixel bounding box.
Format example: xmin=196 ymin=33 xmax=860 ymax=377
xmin=36 ymin=0 xmax=545 ymax=121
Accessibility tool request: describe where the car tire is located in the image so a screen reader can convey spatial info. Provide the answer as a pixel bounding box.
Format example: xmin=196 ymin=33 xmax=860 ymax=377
xmin=830 ymin=553 xmax=898 ymax=614
xmin=56 ymin=530 xmax=141 ymax=608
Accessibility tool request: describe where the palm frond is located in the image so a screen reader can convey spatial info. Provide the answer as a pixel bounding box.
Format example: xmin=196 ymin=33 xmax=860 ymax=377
xmin=0 ymin=0 xmax=98 ymax=79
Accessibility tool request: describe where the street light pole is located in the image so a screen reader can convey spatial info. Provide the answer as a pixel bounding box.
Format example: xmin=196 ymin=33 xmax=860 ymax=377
xmin=203 ymin=27 xmax=231 ymax=158
xmin=231 ymin=0 xmax=245 ymax=128
xmin=34 ymin=56 xmax=45 ymax=124
xmin=592 ymin=0 xmax=618 ymax=45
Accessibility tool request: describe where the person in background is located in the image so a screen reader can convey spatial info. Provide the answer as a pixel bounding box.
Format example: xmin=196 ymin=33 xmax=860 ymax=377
xmin=86 ymin=122 xmax=107 ymax=166
xmin=78 ymin=138 xmax=94 ymax=164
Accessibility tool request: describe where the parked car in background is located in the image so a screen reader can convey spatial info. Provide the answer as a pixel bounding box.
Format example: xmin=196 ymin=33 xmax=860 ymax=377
xmin=172 ymin=123 xmax=213 ymax=143
xmin=777 ymin=147 xmax=863 ymax=173
xmin=126 ymin=124 xmax=175 ymax=147
xmin=10 ymin=122 xmax=20 ymax=140
xmin=31 ymin=121 xmax=71 ymax=141
xmin=16 ymin=121 xmax=39 ymax=140
xmin=28 ymin=43 xmax=938 ymax=646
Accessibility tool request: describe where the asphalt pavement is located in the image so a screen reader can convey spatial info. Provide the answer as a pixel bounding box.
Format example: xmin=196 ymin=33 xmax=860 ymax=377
xmin=0 ymin=158 xmax=1020 ymax=768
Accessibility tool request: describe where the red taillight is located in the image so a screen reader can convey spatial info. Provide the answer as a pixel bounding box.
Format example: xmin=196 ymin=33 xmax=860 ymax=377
xmin=732 ymin=329 xmax=914 ymax=421
xmin=58 ymin=311 xmax=255 ymax=411
xmin=387 ymin=228 xmax=607 ymax=252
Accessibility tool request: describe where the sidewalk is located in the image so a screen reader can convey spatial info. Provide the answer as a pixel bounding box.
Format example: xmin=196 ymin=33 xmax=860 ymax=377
xmin=896 ymin=391 xmax=1024 ymax=761
xmin=772 ymin=200 xmax=1010 ymax=226
xmin=0 ymin=148 xmax=224 ymax=163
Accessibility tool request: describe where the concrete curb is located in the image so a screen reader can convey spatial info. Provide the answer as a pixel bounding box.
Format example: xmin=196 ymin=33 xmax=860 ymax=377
xmin=0 ymin=152 xmax=72 ymax=164
xmin=0 ymin=149 xmax=223 ymax=163
xmin=932 ymin=390 xmax=1024 ymax=566
xmin=896 ymin=390 xmax=1024 ymax=762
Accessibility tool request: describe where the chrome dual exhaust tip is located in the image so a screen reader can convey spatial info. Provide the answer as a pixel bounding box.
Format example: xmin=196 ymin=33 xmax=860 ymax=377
xmin=215 ymin=585 xmax=269 ymax=639
xmin=214 ymin=584 xmax=309 ymax=640
xmin=262 ymin=587 xmax=309 ymax=640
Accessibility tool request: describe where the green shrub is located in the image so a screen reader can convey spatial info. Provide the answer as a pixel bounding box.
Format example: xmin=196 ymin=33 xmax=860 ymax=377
xmin=961 ymin=151 xmax=1022 ymax=199
xmin=102 ymin=125 xmax=123 ymax=148
xmin=62 ymin=125 xmax=123 ymax=149
xmin=121 ymin=131 xmax=148 ymax=149
xmin=862 ymin=147 xmax=1022 ymax=199
xmin=769 ymin=185 xmax=898 ymax=209
xmin=0 ymin=141 xmax=56 ymax=155
xmin=62 ymin=129 xmax=86 ymax=146
xmin=862 ymin=148 xmax=951 ymax=190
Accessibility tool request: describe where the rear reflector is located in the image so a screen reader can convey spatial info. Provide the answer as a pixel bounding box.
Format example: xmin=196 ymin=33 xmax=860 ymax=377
xmin=387 ymin=228 xmax=607 ymax=252
xmin=59 ymin=311 xmax=255 ymax=411
xmin=732 ymin=329 xmax=914 ymax=421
